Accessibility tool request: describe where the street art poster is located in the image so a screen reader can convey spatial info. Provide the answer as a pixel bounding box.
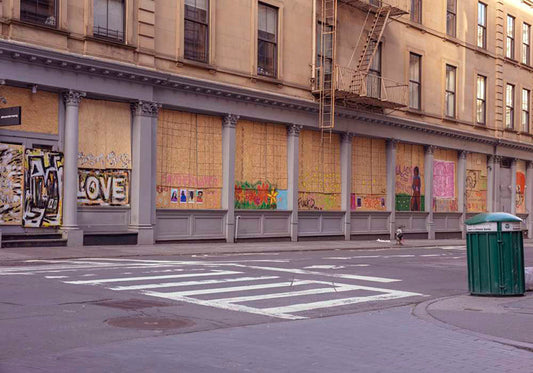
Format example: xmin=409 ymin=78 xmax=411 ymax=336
xmin=433 ymin=160 xmax=457 ymax=212
xmin=351 ymin=195 xmax=386 ymax=211
xmin=196 ymin=190 xmax=204 ymax=204
xmin=395 ymin=144 xmax=425 ymax=211
xmin=276 ymin=190 xmax=288 ymax=210
xmin=0 ymin=143 xmax=24 ymax=225
xmin=77 ymin=169 xmax=130 ymax=206
xmin=180 ymin=189 xmax=187 ymax=203
xmin=23 ymin=149 xmax=64 ymax=227
xmin=466 ymin=153 xmax=488 ymax=212
xmin=170 ymin=189 xmax=179 ymax=203
xmin=235 ymin=181 xmax=281 ymax=209
xmin=516 ymin=164 xmax=526 ymax=214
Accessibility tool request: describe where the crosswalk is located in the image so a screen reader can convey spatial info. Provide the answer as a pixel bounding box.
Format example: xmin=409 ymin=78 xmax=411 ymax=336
xmin=0 ymin=257 xmax=425 ymax=320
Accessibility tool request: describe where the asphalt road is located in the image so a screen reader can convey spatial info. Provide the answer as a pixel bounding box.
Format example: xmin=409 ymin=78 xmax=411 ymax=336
xmin=1 ymin=244 xmax=532 ymax=372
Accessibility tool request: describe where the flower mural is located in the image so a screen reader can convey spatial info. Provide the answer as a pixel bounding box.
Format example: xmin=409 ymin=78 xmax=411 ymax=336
xmin=235 ymin=181 xmax=283 ymax=209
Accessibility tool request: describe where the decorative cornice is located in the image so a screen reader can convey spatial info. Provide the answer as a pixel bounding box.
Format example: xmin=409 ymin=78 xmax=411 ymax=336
xmin=287 ymin=124 xmax=303 ymax=136
xmin=62 ymin=90 xmax=84 ymax=106
xmin=223 ymin=114 xmax=239 ymax=128
xmin=131 ymin=101 xmax=160 ymax=117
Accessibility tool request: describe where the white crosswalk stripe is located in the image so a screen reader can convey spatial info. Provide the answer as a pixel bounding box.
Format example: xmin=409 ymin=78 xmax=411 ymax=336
xmin=5 ymin=258 xmax=425 ymax=320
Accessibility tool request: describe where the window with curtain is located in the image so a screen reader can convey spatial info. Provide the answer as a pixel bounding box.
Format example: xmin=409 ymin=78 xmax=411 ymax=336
xmin=94 ymin=0 xmax=125 ymax=41
xmin=523 ymin=23 xmax=531 ymax=65
xmin=477 ymin=2 xmax=487 ymax=49
xmin=258 ymin=3 xmax=278 ymax=77
xmin=506 ymin=84 xmax=515 ymax=129
xmin=20 ymin=0 xmax=57 ymax=27
xmin=184 ymin=0 xmax=209 ymax=62
xmin=445 ymin=65 xmax=456 ymax=118
xmin=522 ymin=89 xmax=530 ymax=132
xmin=476 ymin=75 xmax=486 ymax=125
xmin=507 ymin=15 xmax=515 ymax=59
xmin=409 ymin=53 xmax=421 ymax=110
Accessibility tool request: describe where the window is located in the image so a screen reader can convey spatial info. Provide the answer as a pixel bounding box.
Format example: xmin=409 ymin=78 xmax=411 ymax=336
xmin=257 ymin=3 xmax=278 ymax=77
xmin=522 ymin=89 xmax=530 ymax=132
xmin=409 ymin=53 xmax=421 ymax=110
xmin=367 ymin=42 xmax=381 ymax=98
xmin=507 ymin=15 xmax=515 ymax=59
xmin=20 ymin=0 xmax=57 ymax=26
xmin=476 ymin=75 xmax=486 ymax=124
xmin=445 ymin=65 xmax=456 ymax=117
xmin=316 ymin=21 xmax=333 ymax=90
xmin=184 ymin=0 xmax=209 ymax=62
xmin=94 ymin=0 xmax=124 ymax=41
xmin=506 ymin=84 xmax=515 ymax=129
xmin=477 ymin=2 xmax=487 ymax=48
xmin=411 ymin=0 xmax=422 ymax=23
xmin=446 ymin=0 xmax=456 ymax=37
xmin=523 ymin=23 xmax=531 ymax=65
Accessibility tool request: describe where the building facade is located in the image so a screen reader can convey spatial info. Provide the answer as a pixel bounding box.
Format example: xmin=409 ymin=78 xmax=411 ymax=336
xmin=1 ymin=0 xmax=533 ymax=247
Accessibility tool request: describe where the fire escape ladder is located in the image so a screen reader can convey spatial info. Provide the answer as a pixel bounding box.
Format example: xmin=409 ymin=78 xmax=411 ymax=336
xmin=318 ymin=0 xmax=337 ymax=131
xmin=351 ymin=6 xmax=391 ymax=95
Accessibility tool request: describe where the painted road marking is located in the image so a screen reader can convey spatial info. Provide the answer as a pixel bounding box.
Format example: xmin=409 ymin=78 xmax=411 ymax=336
xmin=110 ymin=276 xmax=280 ymax=291
xmin=64 ymin=270 xmax=241 ymax=285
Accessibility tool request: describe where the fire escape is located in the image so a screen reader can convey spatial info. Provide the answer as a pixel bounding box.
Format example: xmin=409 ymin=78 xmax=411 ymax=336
xmin=317 ymin=0 xmax=408 ymax=130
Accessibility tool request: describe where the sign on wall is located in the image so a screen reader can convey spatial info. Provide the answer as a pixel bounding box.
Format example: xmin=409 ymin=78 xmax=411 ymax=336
xmin=0 ymin=106 xmax=21 ymax=126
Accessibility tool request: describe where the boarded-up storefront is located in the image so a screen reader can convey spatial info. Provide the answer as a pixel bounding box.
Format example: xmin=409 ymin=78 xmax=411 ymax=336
xmin=351 ymin=137 xmax=386 ymax=211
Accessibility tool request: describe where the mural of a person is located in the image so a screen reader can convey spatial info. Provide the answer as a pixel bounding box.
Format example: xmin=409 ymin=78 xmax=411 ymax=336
xmin=410 ymin=166 xmax=421 ymax=211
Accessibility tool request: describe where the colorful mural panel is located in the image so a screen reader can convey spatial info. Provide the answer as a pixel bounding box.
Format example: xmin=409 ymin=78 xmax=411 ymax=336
xmin=466 ymin=153 xmax=488 ymax=212
xmin=78 ymin=169 xmax=130 ymax=206
xmin=432 ymin=149 xmax=458 ymax=212
xmin=234 ymin=181 xmax=285 ymax=209
xmin=351 ymin=137 xmax=387 ymax=211
xmin=299 ymin=130 xmax=341 ymax=211
xmin=516 ymin=160 xmax=526 ymax=214
xmin=0 ymin=143 xmax=24 ymax=225
xmin=23 ymin=149 xmax=64 ymax=227
xmin=395 ymin=144 xmax=425 ymax=211
xmin=156 ymin=110 xmax=222 ymax=209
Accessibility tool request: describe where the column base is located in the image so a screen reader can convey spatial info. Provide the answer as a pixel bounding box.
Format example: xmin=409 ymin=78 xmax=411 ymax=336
xmin=0 ymin=229 xmax=2 ymax=248
xmin=130 ymin=225 xmax=155 ymax=245
xmin=290 ymin=211 xmax=298 ymax=242
xmin=344 ymin=212 xmax=351 ymax=241
xmin=61 ymin=228 xmax=84 ymax=247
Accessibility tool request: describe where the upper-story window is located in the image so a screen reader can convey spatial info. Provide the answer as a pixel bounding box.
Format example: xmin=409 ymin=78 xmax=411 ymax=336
xmin=94 ymin=0 xmax=125 ymax=41
xmin=367 ymin=42 xmax=382 ymax=99
xmin=20 ymin=0 xmax=57 ymax=27
xmin=316 ymin=21 xmax=333 ymax=90
xmin=507 ymin=15 xmax=515 ymax=59
xmin=506 ymin=83 xmax=515 ymax=129
xmin=476 ymin=75 xmax=487 ymax=125
xmin=411 ymin=0 xmax=422 ymax=24
xmin=522 ymin=89 xmax=530 ymax=132
xmin=409 ymin=53 xmax=421 ymax=110
xmin=445 ymin=64 xmax=456 ymax=118
xmin=523 ymin=23 xmax=531 ymax=65
xmin=184 ymin=0 xmax=209 ymax=63
xmin=446 ymin=0 xmax=456 ymax=37
xmin=477 ymin=2 xmax=487 ymax=49
xmin=257 ymin=3 xmax=278 ymax=78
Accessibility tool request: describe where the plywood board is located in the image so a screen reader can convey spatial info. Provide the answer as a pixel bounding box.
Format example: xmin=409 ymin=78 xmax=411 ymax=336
xmin=351 ymin=137 xmax=386 ymax=211
xmin=466 ymin=153 xmax=487 ymax=213
xmin=0 ymin=143 xmax=24 ymax=225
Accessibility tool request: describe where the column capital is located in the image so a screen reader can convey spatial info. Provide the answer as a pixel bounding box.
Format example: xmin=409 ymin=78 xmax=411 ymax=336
xmin=387 ymin=139 xmax=399 ymax=149
xmin=425 ymin=145 xmax=436 ymax=155
xmin=287 ymin=124 xmax=303 ymax=136
xmin=341 ymin=132 xmax=354 ymax=143
xmin=492 ymin=155 xmax=503 ymax=163
xmin=459 ymin=150 xmax=469 ymax=159
xmin=131 ymin=101 xmax=161 ymax=118
xmin=511 ymin=158 xmax=518 ymax=166
xmin=63 ymin=90 xmax=84 ymax=106
xmin=223 ymin=114 xmax=239 ymax=128
xmin=527 ymin=161 xmax=533 ymax=170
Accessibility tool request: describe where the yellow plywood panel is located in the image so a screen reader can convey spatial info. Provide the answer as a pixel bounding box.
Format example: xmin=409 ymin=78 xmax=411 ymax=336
xmin=0 ymin=86 xmax=58 ymax=134
xmin=156 ymin=110 xmax=222 ymax=209
xmin=351 ymin=137 xmax=386 ymax=211
xmin=466 ymin=153 xmax=487 ymax=212
xmin=516 ymin=160 xmax=526 ymax=214
xmin=395 ymin=143 xmax=425 ymax=211
xmin=78 ymin=99 xmax=132 ymax=169
xmin=298 ymin=130 xmax=341 ymax=210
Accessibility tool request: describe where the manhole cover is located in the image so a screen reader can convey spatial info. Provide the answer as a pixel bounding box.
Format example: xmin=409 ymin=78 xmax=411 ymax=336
xmin=90 ymin=298 xmax=173 ymax=310
xmin=106 ymin=316 xmax=194 ymax=330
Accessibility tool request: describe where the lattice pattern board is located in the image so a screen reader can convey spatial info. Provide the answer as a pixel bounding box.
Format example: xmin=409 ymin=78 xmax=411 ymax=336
xmin=466 ymin=153 xmax=487 ymax=213
xmin=351 ymin=137 xmax=386 ymax=211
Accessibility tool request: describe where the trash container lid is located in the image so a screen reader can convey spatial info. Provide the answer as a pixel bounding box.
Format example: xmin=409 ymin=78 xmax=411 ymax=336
xmin=465 ymin=212 xmax=523 ymax=225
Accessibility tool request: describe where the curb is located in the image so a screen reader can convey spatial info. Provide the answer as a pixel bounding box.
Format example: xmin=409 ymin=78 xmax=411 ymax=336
xmin=412 ymin=296 xmax=533 ymax=352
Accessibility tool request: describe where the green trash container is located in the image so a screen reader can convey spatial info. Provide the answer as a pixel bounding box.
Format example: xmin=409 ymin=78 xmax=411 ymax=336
xmin=465 ymin=212 xmax=525 ymax=296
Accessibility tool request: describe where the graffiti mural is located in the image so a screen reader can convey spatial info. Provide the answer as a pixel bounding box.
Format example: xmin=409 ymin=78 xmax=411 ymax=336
xmin=516 ymin=169 xmax=526 ymax=214
xmin=78 ymin=169 xmax=130 ymax=206
xmin=432 ymin=160 xmax=457 ymax=212
xmin=0 ymin=143 xmax=24 ymax=225
xmin=23 ymin=149 xmax=63 ymax=227
xmin=298 ymin=193 xmax=341 ymax=211
xmin=395 ymin=165 xmax=425 ymax=211
xmin=235 ymin=181 xmax=282 ymax=209
xmin=466 ymin=153 xmax=488 ymax=212
xmin=351 ymin=195 xmax=386 ymax=211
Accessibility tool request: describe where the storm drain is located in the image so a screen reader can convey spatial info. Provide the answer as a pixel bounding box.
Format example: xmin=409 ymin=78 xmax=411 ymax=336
xmin=90 ymin=298 xmax=173 ymax=310
xmin=106 ymin=316 xmax=194 ymax=330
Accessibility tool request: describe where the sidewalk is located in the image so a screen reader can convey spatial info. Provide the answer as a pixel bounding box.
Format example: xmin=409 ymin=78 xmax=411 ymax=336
xmin=0 ymin=238 xmax=470 ymax=262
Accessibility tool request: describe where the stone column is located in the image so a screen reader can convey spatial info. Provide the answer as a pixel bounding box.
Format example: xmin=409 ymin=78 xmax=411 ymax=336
xmin=425 ymin=145 xmax=435 ymax=240
xmin=386 ymin=139 xmax=397 ymax=240
xmin=287 ymin=124 xmax=302 ymax=242
xmin=340 ymin=132 xmax=353 ymax=241
xmin=526 ymin=162 xmax=533 ymax=237
xmin=61 ymin=90 xmax=84 ymax=246
xmin=487 ymin=155 xmax=495 ymax=212
xmin=222 ymin=114 xmax=238 ymax=243
xmin=130 ymin=101 xmax=160 ymax=245
xmin=511 ymin=158 xmax=517 ymax=215
xmin=492 ymin=156 xmax=502 ymax=212
xmin=458 ymin=151 xmax=468 ymax=239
